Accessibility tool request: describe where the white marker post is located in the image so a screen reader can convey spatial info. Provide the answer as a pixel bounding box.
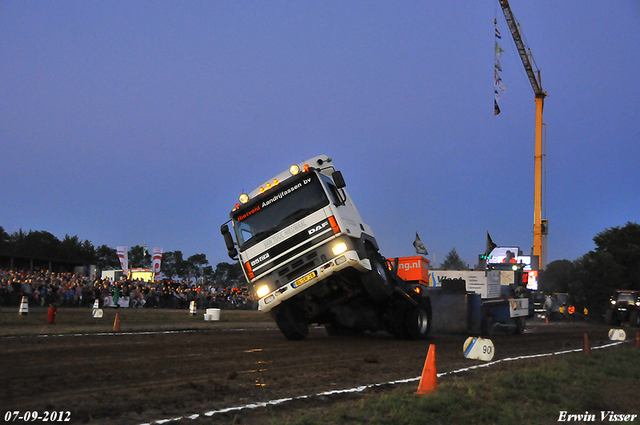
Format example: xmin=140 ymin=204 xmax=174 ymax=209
xmin=463 ymin=336 xmax=495 ymax=361
xmin=608 ymin=329 xmax=626 ymax=341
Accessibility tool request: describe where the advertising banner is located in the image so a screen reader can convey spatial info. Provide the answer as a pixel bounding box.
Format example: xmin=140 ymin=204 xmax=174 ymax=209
xmin=117 ymin=246 xmax=129 ymax=276
xmin=152 ymin=247 xmax=163 ymax=279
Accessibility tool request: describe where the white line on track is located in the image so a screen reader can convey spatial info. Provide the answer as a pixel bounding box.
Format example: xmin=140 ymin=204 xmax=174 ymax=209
xmin=140 ymin=339 xmax=630 ymax=425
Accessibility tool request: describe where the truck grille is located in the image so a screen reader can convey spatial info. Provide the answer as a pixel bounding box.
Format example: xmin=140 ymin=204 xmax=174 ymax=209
xmin=249 ymin=218 xmax=333 ymax=278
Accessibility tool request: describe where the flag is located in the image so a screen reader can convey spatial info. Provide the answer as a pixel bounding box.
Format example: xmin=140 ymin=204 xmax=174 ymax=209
xmin=152 ymin=247 xmax=163 ymax=279
xmin=117 ymin=246 xmax=129 ymax=276
xmin=485 ymin=232 xmax=497 ymax=258
xmin=495 ymin=41 xmax=504 ymax=57
xmin=142 ymin=240 xmax=148 ymax=256
xmin=494 ymin=58 xmax=502 ymax=72
xmin=494 ymin=70 xmax=506 ymax=92
xmin=495 ymin=28 xmax=502 ymax=39
xmin=413 ymin=232 xmax=428 ymax=255
xmin=494 ymin=100 xmax=501 ymax=115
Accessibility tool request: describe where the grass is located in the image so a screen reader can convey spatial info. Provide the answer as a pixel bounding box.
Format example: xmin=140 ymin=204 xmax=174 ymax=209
xmin=0 ymin=305 xmax=274 ymax=336
xmin=269 ymin=347 xmax=640 ymax=425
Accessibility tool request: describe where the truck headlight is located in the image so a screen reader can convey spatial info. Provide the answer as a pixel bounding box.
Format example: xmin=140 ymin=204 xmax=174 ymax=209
xmin=256 ymin=284 xmax=270 ymax=298
xmin=332 ymin=242 xmax=347 ymax=256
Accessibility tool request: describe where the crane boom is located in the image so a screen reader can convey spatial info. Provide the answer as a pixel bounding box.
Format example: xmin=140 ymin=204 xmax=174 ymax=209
xmin=498 ymin=0 xmax=547 ymax=270
xmin=499 ymin=0 xmax=544 ymax=97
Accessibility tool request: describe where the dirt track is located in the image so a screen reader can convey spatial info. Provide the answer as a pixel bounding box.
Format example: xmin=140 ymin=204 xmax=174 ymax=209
xmin=0 ymin=313 xmax=619 ymax=425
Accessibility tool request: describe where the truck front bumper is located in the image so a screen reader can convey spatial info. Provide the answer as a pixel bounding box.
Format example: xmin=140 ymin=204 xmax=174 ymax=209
xmin=258 ymin=249 xmax=371 ymax=314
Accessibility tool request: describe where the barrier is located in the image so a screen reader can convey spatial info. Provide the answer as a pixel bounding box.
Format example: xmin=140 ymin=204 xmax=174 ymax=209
xmin=19 ymin=296 xmax=28 ymax=315
xmin=189 ymin=301 xmax=197 ymax=316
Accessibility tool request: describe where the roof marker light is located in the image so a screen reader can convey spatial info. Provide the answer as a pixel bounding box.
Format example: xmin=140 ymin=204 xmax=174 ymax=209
xmin=239 ymin=194 xmax=249 ymax=204
xmin=290 ymin=165 xmax=300 ymax=175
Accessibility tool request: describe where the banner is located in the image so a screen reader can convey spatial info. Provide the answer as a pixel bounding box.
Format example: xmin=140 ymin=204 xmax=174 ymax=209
xmin=152 ymin=247 xmax=163 ymax=279
xmin=117 ymin=246 xmax=129 ymax=276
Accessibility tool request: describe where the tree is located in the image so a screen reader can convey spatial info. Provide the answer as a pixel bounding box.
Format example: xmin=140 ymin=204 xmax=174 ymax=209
xmin=162 ymin=251 xmax=187 ymax=280
xmin=539 ymin=260 xmax=575 ymax=294
xmin=187 ymin=253 xmax=209 ymax=279
xmin=129 ymin=245 xmax=151 ymax=268
xmin=96 ymin=245 xmax=119 ymax=270
xmin=211 ymin=262 xmax=244 ymax=288
xmin=440 ymin=248 xmax=468 ymax=269
xmin=540 ymin=222 xmax=640 ymax=320
xmin=592 ymin=222 xmax=640 ymax=290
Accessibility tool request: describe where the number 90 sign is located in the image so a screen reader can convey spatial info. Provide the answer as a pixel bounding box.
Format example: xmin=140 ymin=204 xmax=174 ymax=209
xmin=463 ymin=336 xmax=495 ymax=361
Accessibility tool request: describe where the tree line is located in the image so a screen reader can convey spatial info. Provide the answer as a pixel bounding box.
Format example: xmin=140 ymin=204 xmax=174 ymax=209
xmin=540 ymin=222 xmax=640 ymax=318
xmin=0 ymin=226 xmax=244 ymax=286
xmin=3 ymin=222 xmax=639 ymax=316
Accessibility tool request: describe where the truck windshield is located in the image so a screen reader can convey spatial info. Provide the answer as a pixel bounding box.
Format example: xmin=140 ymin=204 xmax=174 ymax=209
xmin=232 ymin=172 xmax=329 ymax=250
xmin=616 ymin=293 xmax=636 ymax=303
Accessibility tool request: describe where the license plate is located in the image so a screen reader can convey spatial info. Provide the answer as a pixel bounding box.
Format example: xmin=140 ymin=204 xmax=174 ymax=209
xmin=293 ymin=271 xmax=317 ymax=288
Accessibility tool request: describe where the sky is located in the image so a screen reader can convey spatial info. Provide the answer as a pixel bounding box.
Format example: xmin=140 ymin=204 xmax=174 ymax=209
xmin=1 ymin=1 xmax=638 ymax=270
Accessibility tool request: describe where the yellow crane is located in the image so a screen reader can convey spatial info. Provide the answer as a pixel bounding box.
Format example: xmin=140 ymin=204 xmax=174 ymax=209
xmin=498 ymin=0 xmax=547 ymax=269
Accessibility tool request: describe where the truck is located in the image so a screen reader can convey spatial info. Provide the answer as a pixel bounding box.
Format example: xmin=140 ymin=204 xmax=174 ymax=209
xmin=221 ymin=155 xmax=432 ymax=340
xmin=390 ymin=256 xmax=533 ymax=335
xmin=605 ymin=290 xmax=640 ymax=327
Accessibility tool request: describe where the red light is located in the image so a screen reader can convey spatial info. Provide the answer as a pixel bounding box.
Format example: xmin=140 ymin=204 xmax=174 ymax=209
xmin=328 ymin=216 xmax=340 ymax=234
xmin=303 ymin=164 xmax=309 ymax=172
xmin=244 ymin=261 xmax=254 ymax=279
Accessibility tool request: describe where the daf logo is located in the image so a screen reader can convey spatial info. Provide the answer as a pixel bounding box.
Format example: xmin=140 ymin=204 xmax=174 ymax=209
xmin=308 ymin=221 xmax=329 ymax=235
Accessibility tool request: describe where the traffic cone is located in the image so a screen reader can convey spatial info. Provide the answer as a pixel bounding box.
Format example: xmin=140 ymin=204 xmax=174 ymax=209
xmin=416 ymin=344 xmax=437 ymax=395
xmin=113 ymin=313 xmax=121 ymax=331
xmin=583 ymin=333 xmax=590 ymax=356
xmin=635 ymin=331 xmax=639 ymax=348
xmin=189 ymin=301 xmax=197 ymax=316
xmin=19 ymin=296 xmax=29 ymax=315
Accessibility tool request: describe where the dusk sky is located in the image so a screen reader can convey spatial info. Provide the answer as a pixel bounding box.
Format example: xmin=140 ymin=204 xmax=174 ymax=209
xmin=1 ymin=1 xmax=638 ymax=269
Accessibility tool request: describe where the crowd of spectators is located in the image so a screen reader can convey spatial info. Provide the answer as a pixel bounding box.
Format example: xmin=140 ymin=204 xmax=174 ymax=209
xmin=0 ymin=268 xmax=257 ymax=310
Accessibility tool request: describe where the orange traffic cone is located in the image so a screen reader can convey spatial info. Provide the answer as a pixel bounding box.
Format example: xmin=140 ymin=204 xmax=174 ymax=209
xmin=113 ymin=313 xmax=121 ymax=332
xmin=416 ymin=344 xmax=437 ymax=395
xmin=583 ymin=333 xmax=590 ymax=356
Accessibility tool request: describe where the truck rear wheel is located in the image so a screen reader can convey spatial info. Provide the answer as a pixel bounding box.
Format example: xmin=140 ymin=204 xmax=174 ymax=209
xmin=362 ymin=247 xmax=393 ymax=302
xmin=275 ymin=305 xmax=308 ymax=341
xmin=403 ymin=306 xmax=430 ymax=340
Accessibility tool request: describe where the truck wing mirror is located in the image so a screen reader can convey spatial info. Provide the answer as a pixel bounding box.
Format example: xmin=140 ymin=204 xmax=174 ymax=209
xmin=221 ymin=224 xmax=238 ymax=259
xmin=332 ymin=171 xmax=346 ymax=189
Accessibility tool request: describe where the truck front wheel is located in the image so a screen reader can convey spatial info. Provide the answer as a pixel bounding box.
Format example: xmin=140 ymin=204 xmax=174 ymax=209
xmin=275 ymin=305 xmax=308 ymax=341
xmin=362 ymin=247 xmax=393 ymax=302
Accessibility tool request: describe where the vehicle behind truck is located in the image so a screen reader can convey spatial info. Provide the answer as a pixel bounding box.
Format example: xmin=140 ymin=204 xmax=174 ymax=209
xmin=605 ymin=290 xmax=640 ymax=327
xmin=221 ymin=155 xmax=431 ymax=340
